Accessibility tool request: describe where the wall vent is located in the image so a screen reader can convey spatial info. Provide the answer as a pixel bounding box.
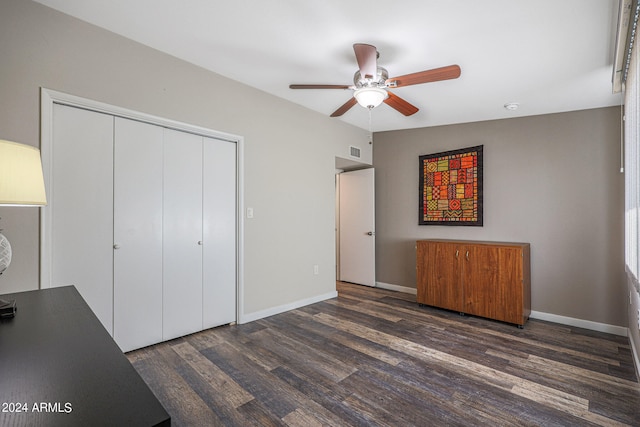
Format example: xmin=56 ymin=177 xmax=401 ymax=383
xmin=349 ymin=145 xmax=361 ymax=159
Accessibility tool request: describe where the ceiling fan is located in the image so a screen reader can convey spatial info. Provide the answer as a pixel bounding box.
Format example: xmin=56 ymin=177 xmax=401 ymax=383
xmin=289 ymin=43 xmax=461 ymax=117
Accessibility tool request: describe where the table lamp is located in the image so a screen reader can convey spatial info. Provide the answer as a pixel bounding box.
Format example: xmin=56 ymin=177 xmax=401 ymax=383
xmin=0 ymin=139 xmax=47 ymax=318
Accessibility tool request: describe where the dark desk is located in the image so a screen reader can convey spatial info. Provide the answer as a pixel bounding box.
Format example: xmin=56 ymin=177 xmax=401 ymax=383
xmin=0 ymin=286 xmax=170 ymax=426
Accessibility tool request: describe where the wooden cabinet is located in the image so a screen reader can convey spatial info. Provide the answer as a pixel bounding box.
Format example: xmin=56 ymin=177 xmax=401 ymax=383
xmin=417 ymin=239 xmax=530 ymax=326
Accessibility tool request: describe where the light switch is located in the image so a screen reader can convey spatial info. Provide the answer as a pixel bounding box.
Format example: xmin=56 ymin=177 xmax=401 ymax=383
xmin=246 ymin=207 xmax=254 ymax=219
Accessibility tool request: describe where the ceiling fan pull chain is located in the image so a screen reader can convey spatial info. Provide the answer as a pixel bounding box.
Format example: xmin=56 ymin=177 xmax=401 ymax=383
xmin=368 ymin=108 xmax=373 ymax=144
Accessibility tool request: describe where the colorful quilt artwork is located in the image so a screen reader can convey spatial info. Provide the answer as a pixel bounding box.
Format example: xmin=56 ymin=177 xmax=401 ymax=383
xmin=419 ymin=145 xmax=483 ymax=226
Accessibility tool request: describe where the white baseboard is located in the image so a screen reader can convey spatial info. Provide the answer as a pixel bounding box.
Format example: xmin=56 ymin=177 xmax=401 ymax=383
xmin=239 ymin=283 xmax=629 ymax=340
xmin=376 ymin=281 xmax=417 ymax=295
xmin=239 ymin=290 xmax=338 ymax=324
xmin=374 ymin=281 xmax=628 ymax=337
xmin=529 ymin=310 xmax=628 ymax=337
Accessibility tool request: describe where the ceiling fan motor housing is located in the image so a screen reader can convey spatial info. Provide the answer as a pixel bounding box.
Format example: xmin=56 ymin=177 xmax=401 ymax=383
xmin=354 ymin=66 xmax=389 ymax=88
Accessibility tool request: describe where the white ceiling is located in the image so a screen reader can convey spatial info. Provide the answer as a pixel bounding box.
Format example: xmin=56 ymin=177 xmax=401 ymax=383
xmin=34 ymin=0 xmax=623 ymax=132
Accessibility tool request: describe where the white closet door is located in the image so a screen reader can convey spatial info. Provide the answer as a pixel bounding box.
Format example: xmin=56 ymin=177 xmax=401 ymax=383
xmin=51 ymin=104 xmax=114 ymax=334
xmin=163 ymin=129 xmax=203 ymax=341
xmin=113 ymin=118 xmax=164 ymax=352
xmin=203 ymin=137 xmax=237 ymax=328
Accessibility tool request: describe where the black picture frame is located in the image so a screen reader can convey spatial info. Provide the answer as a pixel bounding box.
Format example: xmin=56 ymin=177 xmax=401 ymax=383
xmin=419 ymin=145 xmax=483 ymax=226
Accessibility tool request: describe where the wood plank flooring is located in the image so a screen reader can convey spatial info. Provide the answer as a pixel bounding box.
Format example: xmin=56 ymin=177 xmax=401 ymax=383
xmin=127 ymin=282 xmax=640 ymax=426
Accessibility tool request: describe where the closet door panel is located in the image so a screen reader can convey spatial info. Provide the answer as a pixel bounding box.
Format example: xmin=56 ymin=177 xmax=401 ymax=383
xmin=51 ymin=104 xmax=114 ymax=334
xmin=203 ymin=137 xmax=237 ymax=328
xmin=163 ymin=129 xmax=203 ymax=341
xmin=113 ymin=118 xmax=164 ymax=352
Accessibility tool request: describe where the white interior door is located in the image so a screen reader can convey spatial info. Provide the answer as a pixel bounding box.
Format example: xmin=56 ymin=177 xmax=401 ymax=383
xmin=163 ymin=129 xmax=204 ymax=341
xmin=51 ymin=104 xmax=115 ymax=333
xmin=339 ymin=168 xmax=376 ymax=287
xmin=113 ymin=117 xmax=164 ymax=352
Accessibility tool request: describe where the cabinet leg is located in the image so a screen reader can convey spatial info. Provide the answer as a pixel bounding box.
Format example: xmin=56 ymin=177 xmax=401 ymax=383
xmin=517 ymin=324 xmax=524 ymax=329
xmin=459 ymin=312 xmax=465 ymax=316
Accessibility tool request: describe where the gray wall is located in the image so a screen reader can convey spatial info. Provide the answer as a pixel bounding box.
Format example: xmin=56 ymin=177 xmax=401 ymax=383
xmin=373 ymin=107 xmax=626 ymax=327
xmin=0 ymin=0 xmax=371 ymax=318
xmin=0 ymin=0 xmax=630 ymax=333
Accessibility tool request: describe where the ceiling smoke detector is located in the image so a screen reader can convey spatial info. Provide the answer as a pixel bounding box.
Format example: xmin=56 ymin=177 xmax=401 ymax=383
xmin=504 ymin=102 xmax=519 ymax=111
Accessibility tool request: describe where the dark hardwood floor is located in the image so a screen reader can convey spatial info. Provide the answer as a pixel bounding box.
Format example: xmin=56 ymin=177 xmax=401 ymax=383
xmin=128 ymin=282 xmax=640 ymax=426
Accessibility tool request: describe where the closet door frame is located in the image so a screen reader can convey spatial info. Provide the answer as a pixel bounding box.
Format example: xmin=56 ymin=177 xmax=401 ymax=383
xmin=39 ymin=88 xmax=244 ymax=326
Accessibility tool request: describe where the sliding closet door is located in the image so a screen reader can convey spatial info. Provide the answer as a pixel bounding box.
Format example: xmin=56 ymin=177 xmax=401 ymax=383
xmin=113 ymin=118 xmax=164 ymax=352
xmin=51 ymin=104 xmax=114 ymax=333
xmin=203 ymin=137 xmax=237 ymax=328
xmin=163 ymin=129 xmax=204 ymax=341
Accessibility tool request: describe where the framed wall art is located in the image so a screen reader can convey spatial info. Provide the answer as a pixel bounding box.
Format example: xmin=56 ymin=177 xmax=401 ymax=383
xmin=419 ymin=145 xmax=483 ymax=226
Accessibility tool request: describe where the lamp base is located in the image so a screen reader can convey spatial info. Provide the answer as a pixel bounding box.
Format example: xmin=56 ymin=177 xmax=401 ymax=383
xmin=0 ymin=298 xmax=16 ymax=318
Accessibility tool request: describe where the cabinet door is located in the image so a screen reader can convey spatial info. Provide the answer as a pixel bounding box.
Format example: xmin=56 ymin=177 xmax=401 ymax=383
xmin=51 ymin=104 xmax=114 ymax=334
xmin=163 ymin=129 xmax=204 ymax=341
xmin=417 ymin=241 xmax=462 ymax=312
xmin=113 ymin=118 xmax=164 ymax=352
xmin=463 ymin=245 xmax=523 ymax=324
xmin=202 ymin=137 xmax=237 ymax=328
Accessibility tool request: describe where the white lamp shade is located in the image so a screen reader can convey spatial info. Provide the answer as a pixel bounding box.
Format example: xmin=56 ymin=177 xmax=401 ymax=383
xmin=0 ymin=140 xmax=47 ymax=206
xmin=354 ymin=87 xmax=388 ymax=109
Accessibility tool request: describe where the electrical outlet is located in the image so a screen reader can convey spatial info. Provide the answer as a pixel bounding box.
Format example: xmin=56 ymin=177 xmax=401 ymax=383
xmin=313 ymin=264 xmax=319 ymax=275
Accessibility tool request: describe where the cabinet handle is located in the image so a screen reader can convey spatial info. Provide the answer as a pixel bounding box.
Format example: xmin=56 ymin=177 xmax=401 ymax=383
xmin=466 ymin=251 xmax=470 ymax=261
xmin=455 ymin=250 xmax=459 ymax=258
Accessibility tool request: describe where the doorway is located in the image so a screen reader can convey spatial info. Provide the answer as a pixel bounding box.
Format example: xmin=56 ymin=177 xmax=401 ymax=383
xmin=336 ymin=167 xmax=376 ymax=287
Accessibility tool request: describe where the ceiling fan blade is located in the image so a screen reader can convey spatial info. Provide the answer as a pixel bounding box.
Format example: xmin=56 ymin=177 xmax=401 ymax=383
xmin=386 ymin=65 xmax=461 ymax=88
xmin=289 ymin=84 xmax=351 ymax=89
xmin=384 ymin=92 xmax=419 ymax=116
xmin=353 ymin=43 xmax=378 ymax=79
xmin=330 ymin=97 xmax=358 ymax=117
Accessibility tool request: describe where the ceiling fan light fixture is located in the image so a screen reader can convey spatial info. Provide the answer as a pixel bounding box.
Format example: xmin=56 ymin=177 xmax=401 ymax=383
xmin=354 ymin=87 xmax=388 ymax=109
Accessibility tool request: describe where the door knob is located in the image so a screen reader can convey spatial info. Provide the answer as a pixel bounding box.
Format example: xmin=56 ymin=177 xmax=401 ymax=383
xmin=198 ymin=241 xmax=203 ymax=245
xmin=113 ymin=244 xmax=120 ymax=250
xmin=367 ymin=231 xmax=375 ymax=236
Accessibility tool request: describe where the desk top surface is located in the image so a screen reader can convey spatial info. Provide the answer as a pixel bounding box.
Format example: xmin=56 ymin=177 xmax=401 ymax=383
xmin=0 ymin=286 xmax=170 ymax=427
